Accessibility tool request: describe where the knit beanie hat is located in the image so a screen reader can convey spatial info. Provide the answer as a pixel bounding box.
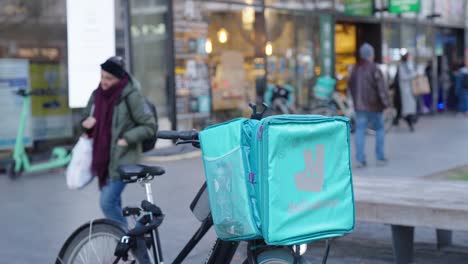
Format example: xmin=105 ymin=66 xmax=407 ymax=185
xmin=100 ymin=56 xmax=126 ymax=79
xmin=359 ymin=43 xmax=374 ymax=61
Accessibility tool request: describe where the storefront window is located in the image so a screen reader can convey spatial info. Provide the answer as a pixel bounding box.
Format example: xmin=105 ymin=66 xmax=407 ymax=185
xmin=265 ymin=10 xmax=321 ymax=109
xmin=172 ymin=1 xmax=264 ymax=128
xmin=205 ymin=3 xmax=261 ymax=122
xmin=382 ymin=23 xmax=401 ymax=80
xmin=294 ymin=15 xmax=321 ymax=107
xmin=171 ymin=0 xmax=211 ymax=129
xmin=401 ymin=24 xmax=417 ymax=74
xmin=415 ymin=25 xmax=433 ymax=74
xmin=130 ymin=0 xmax=170 ymax=128
xmin=335 ymin=23 xmax=356 ymax=93
xmin=0 ymin=1 xmax=71 ymax=149
xmin=0 ymin=0 xmax=132 ymax=149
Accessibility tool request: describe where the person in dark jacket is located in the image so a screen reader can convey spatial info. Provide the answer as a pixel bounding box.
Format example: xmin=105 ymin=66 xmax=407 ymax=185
xmin=455 ymin=62 xmax=468 ymax=116
xmin=348 ymin=43 xmax=391 ymax=168
xmin=81 ymin=56 xmax=156 ymax=225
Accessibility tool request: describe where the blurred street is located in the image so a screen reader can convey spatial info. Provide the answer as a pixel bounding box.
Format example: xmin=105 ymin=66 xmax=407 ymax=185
xmin=1 ymin=0 xmax=467 ymax=263
xmin=2 ymin=114 xmax=468 ymax=263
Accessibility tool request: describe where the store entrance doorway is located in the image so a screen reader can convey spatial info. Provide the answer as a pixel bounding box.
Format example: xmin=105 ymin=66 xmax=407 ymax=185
xmin=334 ymin=22 xmax=382 ymax=93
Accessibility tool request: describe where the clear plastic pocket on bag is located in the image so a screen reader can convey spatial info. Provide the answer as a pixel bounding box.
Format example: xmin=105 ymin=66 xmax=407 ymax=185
xmin=203 ymin=146 xmax=259 ymax=240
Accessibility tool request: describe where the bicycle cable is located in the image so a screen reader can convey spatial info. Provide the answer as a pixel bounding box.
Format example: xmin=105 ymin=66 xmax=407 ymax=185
xmin=322 ymin=239 xmax=331 ymax=264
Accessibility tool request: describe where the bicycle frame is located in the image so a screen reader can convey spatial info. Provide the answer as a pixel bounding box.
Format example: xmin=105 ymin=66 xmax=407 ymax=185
xmin=138 ymin=178 xmax=164 ymax=264
xmin=137 ymin=177 xmax=242 ymax=264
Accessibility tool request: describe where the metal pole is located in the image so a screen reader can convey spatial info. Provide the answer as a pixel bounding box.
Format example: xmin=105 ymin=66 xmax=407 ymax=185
xmin=166 ymin=0 xmax=177 ymax=131
xmin=431 ymin=0 xmax=438 ymax=113
xmin=123 ymin=0 xmax=133 ymax=72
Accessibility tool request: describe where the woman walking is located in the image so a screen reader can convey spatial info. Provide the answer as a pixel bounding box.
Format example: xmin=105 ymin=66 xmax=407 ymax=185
xmin=398 ymin=50 xmax=417 ymax=132
xmin=81 ymin=56 xmax=156 ymax=225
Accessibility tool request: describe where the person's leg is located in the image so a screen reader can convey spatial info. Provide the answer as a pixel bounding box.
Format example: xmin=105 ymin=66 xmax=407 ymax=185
xmin=457 ymin=91 xmax=464 ymax=113
xmin=371 ymin=112 xmax=386 ymax=162
xmin=405 ymin=115 xmax=414 ymax=132
xmin=393 ymin=91 xmax=401 ymax=125
xmin=101 ymin=180 xmax=151 ymax=262
xmin=355 ymin=111 xmax=368 ymax=167
xmin=100 ymin=179 xmax=128 ymax=226
xmin=463 ymin=91 xmax=468 ymax=116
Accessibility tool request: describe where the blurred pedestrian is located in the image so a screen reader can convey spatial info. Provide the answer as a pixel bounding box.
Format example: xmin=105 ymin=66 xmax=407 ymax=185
xmin=81 ymin=56 xmax=156 ymax=226
xmin=348 ymin=43 xmax=391 ymax=168
xmin=423 ymin=60 xmax=434 ymax=113
xmin=398 ymin=49 xmax=417 ymax=132
xmin=391 ymin=67 xmax=402 ymax=125
xmin=455 ymin=61 xmax=468 ymax=116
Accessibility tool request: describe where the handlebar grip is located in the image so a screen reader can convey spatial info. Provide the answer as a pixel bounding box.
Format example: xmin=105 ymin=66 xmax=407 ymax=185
xmin=156 ymin=130 xmax=180 ymax=139
xmin=156 ymin=130 xmax=198 ymax=140
xmin=178 ymin=130 xmax=198 ymax=140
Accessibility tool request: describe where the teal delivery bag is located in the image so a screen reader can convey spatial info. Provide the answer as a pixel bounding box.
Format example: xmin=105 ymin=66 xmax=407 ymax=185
xmin=252 ymin=115 xmax=354 ymax=245
xmin=199 ymin=118 xmax=262 ymax=241
xmin=200 ymin=115 xmax=354 ymax=245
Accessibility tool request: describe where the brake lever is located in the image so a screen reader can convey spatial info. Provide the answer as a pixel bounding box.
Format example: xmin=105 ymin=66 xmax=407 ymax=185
xmin=175 ymin=140 xmax=199 ymax=145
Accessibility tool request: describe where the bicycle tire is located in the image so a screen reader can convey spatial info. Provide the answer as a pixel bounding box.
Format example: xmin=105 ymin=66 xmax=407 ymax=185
xmin=257 ymin=248 xmax=310 ymax=264
xmin=56 ymin=219 xmax=137 ymax=264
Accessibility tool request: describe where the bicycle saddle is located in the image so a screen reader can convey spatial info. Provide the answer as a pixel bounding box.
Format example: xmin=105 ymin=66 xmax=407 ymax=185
xmin=118 ymin=164 xmax=165 ymax=183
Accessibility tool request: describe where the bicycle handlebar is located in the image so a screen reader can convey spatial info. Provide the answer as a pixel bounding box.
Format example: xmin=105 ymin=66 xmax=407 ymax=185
xmin=157 ymin=130 xmax=199 ymax=140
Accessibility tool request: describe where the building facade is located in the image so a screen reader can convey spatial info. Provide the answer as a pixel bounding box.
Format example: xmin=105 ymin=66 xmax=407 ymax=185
xmin=0 ymin=0 xmax=466 ymax=148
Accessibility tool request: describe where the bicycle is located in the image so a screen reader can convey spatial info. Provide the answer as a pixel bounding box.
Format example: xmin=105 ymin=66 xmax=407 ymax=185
xmin=56 ymin=104 xmax=333 ymax=264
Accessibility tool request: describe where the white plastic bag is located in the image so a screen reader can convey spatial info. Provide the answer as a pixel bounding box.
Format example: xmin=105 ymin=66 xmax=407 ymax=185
xmin=66 ymin=136 xmax=94 ymax=189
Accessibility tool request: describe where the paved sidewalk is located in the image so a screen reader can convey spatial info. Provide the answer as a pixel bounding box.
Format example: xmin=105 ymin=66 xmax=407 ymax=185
xmin=2 ymin=114 xmax=467 ymax=263
xmin=145 ymin=114 xmax=468 ymax=177
xmin=351 ymin=114 xmax=468 ymax=178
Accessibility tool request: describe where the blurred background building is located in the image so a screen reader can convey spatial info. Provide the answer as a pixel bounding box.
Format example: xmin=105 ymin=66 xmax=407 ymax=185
xmin=0 ymin=0 xmax=467 ymax=150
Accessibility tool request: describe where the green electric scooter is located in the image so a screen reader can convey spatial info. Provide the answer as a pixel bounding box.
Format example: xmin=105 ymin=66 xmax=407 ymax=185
xmin=7 ymin=89 xmax=72 ymax=179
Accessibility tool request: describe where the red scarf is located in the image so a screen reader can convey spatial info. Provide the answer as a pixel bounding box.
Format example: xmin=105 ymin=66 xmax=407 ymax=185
xmin=91 ymin=75 xmax=129 ymax=189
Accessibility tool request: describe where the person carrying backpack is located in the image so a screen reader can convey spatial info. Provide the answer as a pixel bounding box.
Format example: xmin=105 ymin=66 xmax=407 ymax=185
xmin=455 ymin=62 xmax=468 ymax=116
xmin=81 ymin=56 xmax=157 ymax=226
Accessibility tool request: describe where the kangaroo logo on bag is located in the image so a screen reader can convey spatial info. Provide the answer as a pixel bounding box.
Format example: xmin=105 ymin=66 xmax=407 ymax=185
xmin=294 ymin=145 xmax=325 ymax=193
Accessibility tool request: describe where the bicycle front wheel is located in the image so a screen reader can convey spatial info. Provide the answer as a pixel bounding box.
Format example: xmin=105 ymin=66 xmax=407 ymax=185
xmin=56 ymin=219 xmax=136 ymax=264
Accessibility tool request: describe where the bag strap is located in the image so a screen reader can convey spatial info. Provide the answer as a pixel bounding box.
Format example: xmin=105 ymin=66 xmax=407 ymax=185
xmin=123 ymin=91 xmax=137 ymax=125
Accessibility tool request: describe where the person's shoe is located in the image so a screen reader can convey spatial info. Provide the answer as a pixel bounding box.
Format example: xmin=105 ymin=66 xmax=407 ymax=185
xmin=356 ymin=161 xmax=367 ymax=168
xmin=376 ymin=159 xmax=388 ymax=167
